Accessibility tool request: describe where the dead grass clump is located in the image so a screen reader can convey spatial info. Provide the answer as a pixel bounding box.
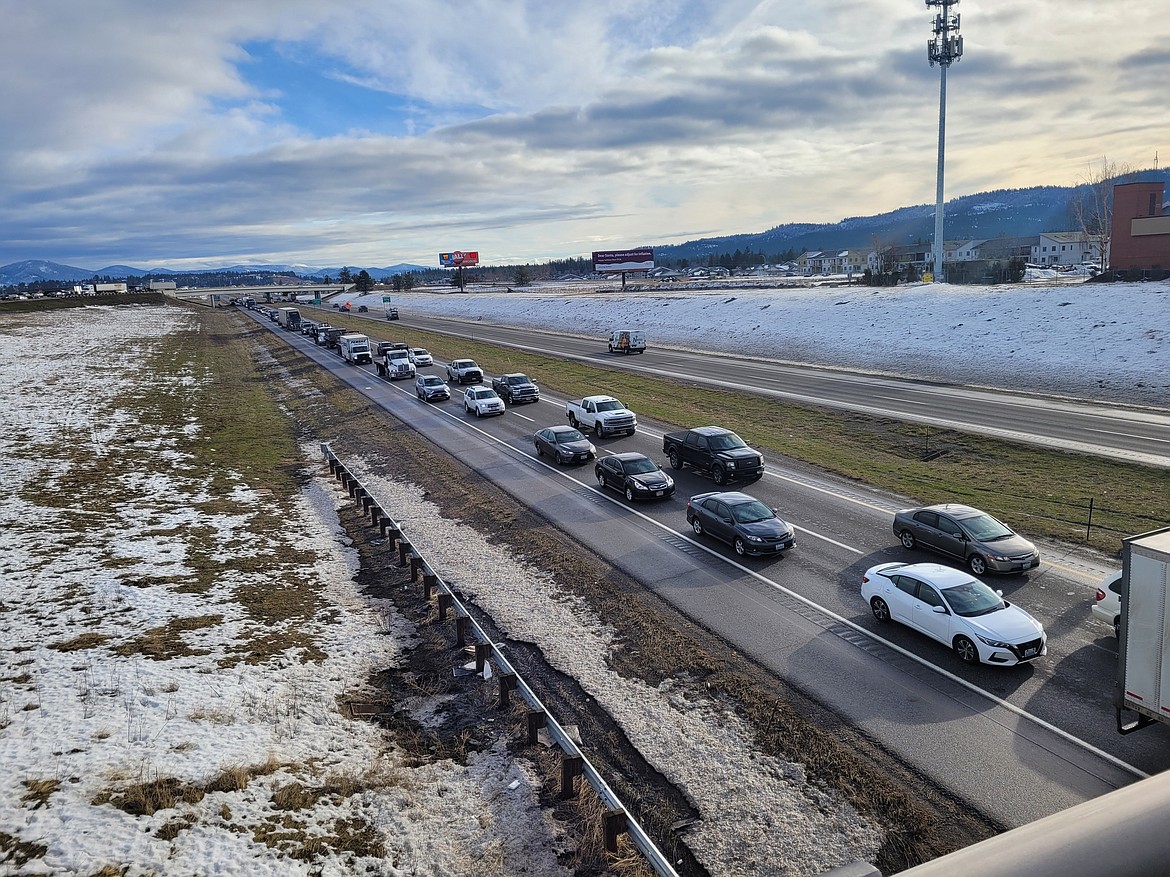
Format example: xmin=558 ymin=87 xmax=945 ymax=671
xmin=21 ymin=778 xmax=61 ymax=810
xmin=219 ymin=627 xmax=326 ymax=666
xmin=83 ymin=865 xmax=129 ymax=877
xmin=93 ymin=775 xmax=205 ymax=817
xmin=189 ymin=707 xmax=235 ymax=725
xmin=271 ymin=781 xmax=319 ymax=811
xmin=50 ymin=633 xmax=110 ymax=652
xmin=0 ymin=831 xmax=48 ymax=868
xmin=205 ymin=755 xmax=283 ymax=794
xmin=112 ymin=614 xmax=222 ymax=660
xmin=155 ymin=814 xmax=197 ymax=841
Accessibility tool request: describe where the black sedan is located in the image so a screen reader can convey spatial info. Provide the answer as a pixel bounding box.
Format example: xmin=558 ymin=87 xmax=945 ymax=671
xmin=686 ymin=491 xmax=796 ymax=557
xmin=595 ymin=452 xmax=675 ymax=502
xmin=534 ymin=425 xmax=596 ymax=464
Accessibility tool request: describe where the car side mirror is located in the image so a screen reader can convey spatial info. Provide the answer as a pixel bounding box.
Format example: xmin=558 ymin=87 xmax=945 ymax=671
xmin=932 ymin=605 xmax=947 ymax=614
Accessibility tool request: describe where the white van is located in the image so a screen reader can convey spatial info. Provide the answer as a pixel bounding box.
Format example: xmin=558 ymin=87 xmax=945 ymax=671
xmin=339 ymin=333 xmax=373 ymax=365
xmin=608 ymin=329 xmax=646 ymax=354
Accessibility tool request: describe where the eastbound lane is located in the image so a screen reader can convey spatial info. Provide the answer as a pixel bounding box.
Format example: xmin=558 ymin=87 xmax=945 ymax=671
xmin=385 ymin=311 xmax=1170 ymax=467
xmin=251 ymin=311 xmax=1170 ymax=831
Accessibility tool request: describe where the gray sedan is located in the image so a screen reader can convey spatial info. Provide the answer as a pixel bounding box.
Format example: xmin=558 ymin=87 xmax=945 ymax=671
xmin=892 ymin=503 xmax=1040 ymax=575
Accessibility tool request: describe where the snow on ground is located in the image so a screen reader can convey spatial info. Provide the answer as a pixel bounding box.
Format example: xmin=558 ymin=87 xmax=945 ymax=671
xmin=346 ymin=464 xmax=885 ymax=877
xmin=333 ymin=279 xmax=1170 ymax=405
xmin=0 ymin=306 xmax=570 ymax=877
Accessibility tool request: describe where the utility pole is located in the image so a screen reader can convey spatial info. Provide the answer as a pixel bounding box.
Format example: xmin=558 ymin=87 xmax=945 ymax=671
xmin=927 ymin=0 xmax=963 ymax=283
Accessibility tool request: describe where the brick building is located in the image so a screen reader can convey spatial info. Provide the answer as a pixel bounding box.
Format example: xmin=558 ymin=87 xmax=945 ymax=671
xmin=1109 ymin=180 xmax=1170 ymax=271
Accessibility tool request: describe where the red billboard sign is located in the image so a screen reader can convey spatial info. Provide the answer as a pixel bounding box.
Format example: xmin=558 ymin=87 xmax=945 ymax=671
xmin=592 ymin=248 xmax=654 ymax=272
xmin=439 ymin=251 xmax=479 ymax=267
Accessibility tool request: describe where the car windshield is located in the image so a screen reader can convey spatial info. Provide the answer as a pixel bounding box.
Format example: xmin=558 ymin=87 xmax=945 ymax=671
xmin=595 ymin=400 xmax=624 ymax=412
xmin=507 ymin=375 xmax=528 ymax=385
xmin=413 ymin=349 xmax=428 ymax=356
xmin=623 ymin=458 xmax=658 ymax=475
xmin=730 ymin=500 xmax=775 ymax=524
xmin=941 ymin=580 xmax=1005 ymax=617
xmin=461 ymin=361 xmax=478 ymax=368
xmin=557 ymin=429 xmax=585 ymax=443
xmin=422 ymin=377 xmax=442 ymax=386
xmin=960 ymin=513 xmax=1015 ymax=542
xmin=479 ymin=390 xmax=499 ymax=399
xmin=708 ymin=433 xmax=747 ymax=451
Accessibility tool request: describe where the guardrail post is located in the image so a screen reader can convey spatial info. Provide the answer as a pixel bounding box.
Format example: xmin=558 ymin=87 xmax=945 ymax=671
xmin=422 ymin=571 xmax=437 ymax=599
xmin=437 ymin=592 xmax=454 ymax=621
xmin=456 ymin=614 xmax=470 ymax=646
xmin=560 ymin=754 xmax=583 ymax=799
xmin=526 ymin=710 xmax=547 ymax=745
xmin=397 ymin=541 xmax=412 ymax=566
xmin=603 ymin=809 xmax=628 ymax=853
xmin=409 ymin=554 xmax=422 ymax=582
xmin=348 ymin=479 xmax=359 ymax=498
xmin=475 ymin=643 xmax=491 ymax=674
xmin=498 ymin=672 xmax=518 ymax=709
xmin=369 ymin=504 xmax=381 ymax=526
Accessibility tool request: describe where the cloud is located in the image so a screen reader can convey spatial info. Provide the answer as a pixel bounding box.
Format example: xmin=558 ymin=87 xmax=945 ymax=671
xmin=1 ymin=1 xmax=1169 ymax=268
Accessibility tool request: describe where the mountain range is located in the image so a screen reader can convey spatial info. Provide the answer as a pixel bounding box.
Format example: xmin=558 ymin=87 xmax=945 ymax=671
xmin=5 ymin=171 xmax=1169 ymax=285
xmin=0 ymin=261 xmax=430 ymax=286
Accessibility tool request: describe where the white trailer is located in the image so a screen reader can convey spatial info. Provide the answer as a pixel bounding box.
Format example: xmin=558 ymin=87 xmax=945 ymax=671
xmin=338 ymin=333 xmax=373 ymax=365
xmin=276 ymin=306 xmax=301 ymax=331
xmin=1115 ymin=526 xmax=1170 ymax=733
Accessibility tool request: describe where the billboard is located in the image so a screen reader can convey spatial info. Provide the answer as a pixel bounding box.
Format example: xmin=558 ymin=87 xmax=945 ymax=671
xmin=592 ymin=248 xmax=654 ymax=273
xmin=439 ymin=251 xmax=479 ymax=267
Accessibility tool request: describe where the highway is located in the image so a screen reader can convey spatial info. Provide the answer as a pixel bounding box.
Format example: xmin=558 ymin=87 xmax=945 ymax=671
xmin=248 ymin=308 xmax=1170 ymax=834
xmin=389 ymin=311 xmax=1170 ymax=468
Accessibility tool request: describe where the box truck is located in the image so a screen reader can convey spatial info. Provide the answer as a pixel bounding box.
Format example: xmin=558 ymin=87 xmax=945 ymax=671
xmin=339 ymin=333 xmax=373 ymax=365
xmin=277 ymin=306 xmax=301 ymax=331
xmin=1114 ymin=526 xmax=1170 ymax=734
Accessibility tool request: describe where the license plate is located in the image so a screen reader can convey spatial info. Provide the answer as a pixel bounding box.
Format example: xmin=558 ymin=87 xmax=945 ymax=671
xmin=1023 ymin=647 xmax=1038 ymax=657
xmin=655 ymin=490 xmax=663 ymax=496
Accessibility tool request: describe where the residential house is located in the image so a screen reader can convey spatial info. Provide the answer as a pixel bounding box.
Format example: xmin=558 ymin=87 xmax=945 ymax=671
xmin=1031 ymin=232 xmax=1096 ymax=266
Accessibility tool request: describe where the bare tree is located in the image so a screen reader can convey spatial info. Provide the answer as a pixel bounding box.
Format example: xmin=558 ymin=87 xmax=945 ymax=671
xmin=1070 ymin=156 xmax=1134 ymax=268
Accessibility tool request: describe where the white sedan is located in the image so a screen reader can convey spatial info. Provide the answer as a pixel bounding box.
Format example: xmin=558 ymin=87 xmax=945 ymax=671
xmin=409 ymin=347 xmax=433 ymax=366
xmin=463 ymin=386 xmax=505 ymax=417
xmin=861 ymin=562 xmax=1046 ymax=666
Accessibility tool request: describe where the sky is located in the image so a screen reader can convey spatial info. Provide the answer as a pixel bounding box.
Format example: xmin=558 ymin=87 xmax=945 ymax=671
xmin=2 ymin=0 xmax=1168 ymax=270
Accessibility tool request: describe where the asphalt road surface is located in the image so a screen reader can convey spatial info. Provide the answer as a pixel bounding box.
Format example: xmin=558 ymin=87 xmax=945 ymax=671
xmin=386 ymin=311 xmax=1170 ymax=469
xmin=249 ymin=309 xmax=1170 ymax=833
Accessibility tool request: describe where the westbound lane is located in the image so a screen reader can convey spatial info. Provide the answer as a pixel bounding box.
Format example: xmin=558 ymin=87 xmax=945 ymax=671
xmin=249 ymin=310 xmax=1170 ymax=830
xmin=383 ymin=311 xmax=1170 ymax=468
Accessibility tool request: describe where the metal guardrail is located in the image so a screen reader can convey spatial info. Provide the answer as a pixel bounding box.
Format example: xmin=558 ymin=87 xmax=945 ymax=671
xmin=321 ymin=443 xmax=680 ymax=877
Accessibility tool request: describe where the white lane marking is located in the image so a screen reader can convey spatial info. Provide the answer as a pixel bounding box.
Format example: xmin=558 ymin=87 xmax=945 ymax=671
xmin=511 ymin=412 xmax=535 ymax=423
xmin=873 ymin=395 xmax=932 ymax=406
xmin=285 ymin=318 xmax=1148 ymax=781
xmin=1085 ymin=427 xmax=1170 ymax=444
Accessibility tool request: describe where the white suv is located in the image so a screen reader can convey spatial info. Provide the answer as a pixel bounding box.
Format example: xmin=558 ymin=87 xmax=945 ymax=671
xmin=1092 ymin=570 xmax=1122 ymax=638
xmin=463 ymin=387 xmax=505 ymax=417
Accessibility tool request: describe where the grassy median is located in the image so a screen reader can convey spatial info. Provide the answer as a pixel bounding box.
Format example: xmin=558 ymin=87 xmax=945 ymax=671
xmin=329 ymin=309 xmax=1169 ymax=556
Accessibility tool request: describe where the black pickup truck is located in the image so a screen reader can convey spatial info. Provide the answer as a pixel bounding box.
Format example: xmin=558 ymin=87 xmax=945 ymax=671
xmin=490 ymin=372 xmax=540 ymax=404
xmin=662 ymin=426 xmax=764 ymax=485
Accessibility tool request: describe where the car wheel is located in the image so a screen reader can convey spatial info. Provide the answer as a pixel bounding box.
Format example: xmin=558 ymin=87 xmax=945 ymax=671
xmin=594 ymin=422 xmax=603 ymax=438
xmin=870 ymin=597 xmax=891 ymax=623
xmin=734 ymin=538 xmax=747 ymax=556
xmin=712 ymin=465 xmax=727 ymax=486
xmin=568 ymin=413 xmax=578 ymax=428
xmin=953 ymin=635 xmax=980 ymax=664
xmin=475 ymin=408 xmax=482 ymax=417
xmin=625 ymin=486 xmax=635 ymax=502
xmin=668 ymin=450 xmax=682 ymax=470
xmin=692 ymin=517 xmax=704 ymax=536
xmin=596 ymin=470 xmax=606 ymax=488
xmin=968 ymin=554 xmax=987 ymax=576
xmin=899 ymin=530 xmax=917 ymax=550
xmin=417 ymin=391 xmax=423 ymax=400
xmin=535 ymin=444 xmax=543 ymax=458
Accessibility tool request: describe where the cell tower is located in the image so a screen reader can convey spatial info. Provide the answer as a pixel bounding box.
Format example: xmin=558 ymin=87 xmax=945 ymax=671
xmin=927 ymin=0 xmax=962 ymax=283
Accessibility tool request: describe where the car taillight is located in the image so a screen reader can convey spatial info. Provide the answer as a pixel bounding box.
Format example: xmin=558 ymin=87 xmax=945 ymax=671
xmin=861 ymin=575 xmax=870 ymax=584
xmin=1095 ymin=589 xmax=1106 ymax=602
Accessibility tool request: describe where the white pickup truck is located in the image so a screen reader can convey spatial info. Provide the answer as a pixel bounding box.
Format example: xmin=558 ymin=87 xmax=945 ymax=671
xmin=565 ymin=395 xmax=637 ymax=437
